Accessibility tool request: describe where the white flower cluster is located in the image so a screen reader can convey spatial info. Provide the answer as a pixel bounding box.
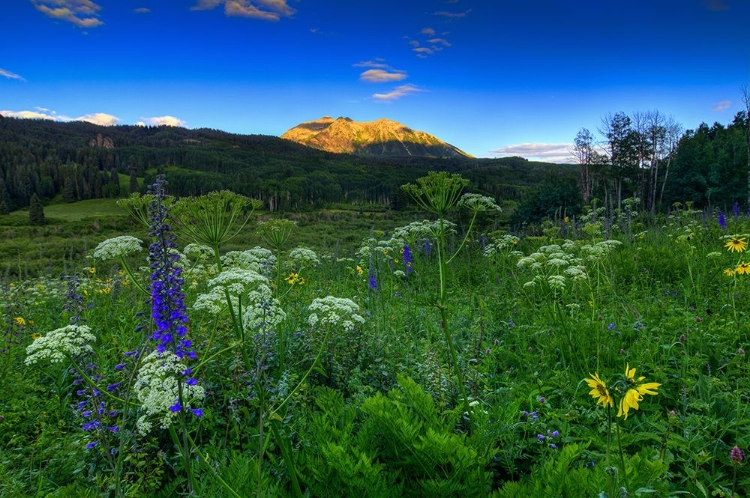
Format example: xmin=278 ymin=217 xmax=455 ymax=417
xmin=392 ymin=219 xmax=456 ymax=240
xmin=579 ymin=239 xmax=622 ymax=262
xmin=192 ymin=286 xmax=239 ymax=315
xmin=458 ymin=193 xmax=502 ymax=213
xmin=183 ymin=243 xmax=214 ymax=263
xmin=483 ymin=234 xmax=520 ymax=257
xmin=92 ymin=236 xmax=144 ymax=261
xmin=307 ymin=296 xmax=365 ymax=332
xmin=243 ymin=284 xmax=287 ymax=331
xmin=134 ymin=350 xmax=205 ymax=435
xmin=516 ymin=241 xmax=588 ymax=290
xmin=207 ymin=268 xmax=268 ymax=295
xmin=221 ymin=247 xmax=276 ymax=276
xmin=25 ymin=325 xmax=96 ymax=365
xmin=289 ymin=247 xmax=320 ymax=267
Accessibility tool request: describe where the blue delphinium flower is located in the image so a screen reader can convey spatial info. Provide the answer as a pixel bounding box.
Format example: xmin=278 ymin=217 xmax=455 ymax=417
xmin=143 ymin=176 xmax=202 ymax=422
xmin=718 ymin=211 xmax=727 ymax=228
xmin=403 ymin=244 xmax=413 ymax=275
xmin=368 ymin=265 xmax=378 ymax=291
xmin=733 ymin=202 xmax=741 ymax=217
xmin=147 ymin=176 xmax=193 ymax=360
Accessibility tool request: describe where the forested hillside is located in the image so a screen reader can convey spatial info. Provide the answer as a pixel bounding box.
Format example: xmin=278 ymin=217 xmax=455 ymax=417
xmin=0 ymin=116 xmax=572 ymax=213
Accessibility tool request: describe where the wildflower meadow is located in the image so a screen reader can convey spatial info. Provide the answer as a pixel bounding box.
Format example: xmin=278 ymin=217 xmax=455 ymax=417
xmin=1 ymin=173 xmax=748 ymax=497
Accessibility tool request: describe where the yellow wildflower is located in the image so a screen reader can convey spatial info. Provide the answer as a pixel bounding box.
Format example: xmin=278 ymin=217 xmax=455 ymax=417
xmin=724 ymin=268 xmax=736 ymax=277
xmin=14 ymin=317 xmax=26 ymax=326
xmin=725 ymin=237 xmax=747 ymax=253
xmin=585 ymin=373 xmax=613 ymax=408
xmin=736 ymin=262 xmax=750 ymax=275
xmin=618 ymin=363 xmax=660 ymax=419
xmin=356 ymin=265 xmax=364 ymax=276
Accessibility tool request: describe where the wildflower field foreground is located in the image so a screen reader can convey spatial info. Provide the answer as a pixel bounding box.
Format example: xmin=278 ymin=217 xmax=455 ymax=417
xmin=1 ymin=174 xmax=748 ymax=497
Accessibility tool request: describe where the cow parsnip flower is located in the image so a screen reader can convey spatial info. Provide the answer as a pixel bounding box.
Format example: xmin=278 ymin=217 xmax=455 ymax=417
xmin=93 ymin=236 xmax=144 ymax=261
xmin=25 ymin=325 xmax=96 ymax=365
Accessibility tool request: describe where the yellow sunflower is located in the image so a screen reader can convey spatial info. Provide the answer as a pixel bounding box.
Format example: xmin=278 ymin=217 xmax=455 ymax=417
xmin=725 ymin=237 xmax=748 ymax=253
xmin=585 ymin=373 xmax=614 ymax=408
xmin=617 ymin=388 xmax=642 ymax=419
xmin=618 ymin=363 xmax=660 ymax=419
xmin=736 ymin=262 xmax=750 ymax=275
xmin=724 ymin=268 xmax=736 ymax=277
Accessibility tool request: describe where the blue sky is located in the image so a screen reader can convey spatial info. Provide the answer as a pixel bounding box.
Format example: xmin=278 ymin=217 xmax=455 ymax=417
xmin=1 ymin=0 xmax=748 ymax=162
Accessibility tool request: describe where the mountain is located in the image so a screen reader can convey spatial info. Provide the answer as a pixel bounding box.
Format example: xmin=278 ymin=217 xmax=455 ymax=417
xmin=281 ymin=116 xmax=473 ymax=158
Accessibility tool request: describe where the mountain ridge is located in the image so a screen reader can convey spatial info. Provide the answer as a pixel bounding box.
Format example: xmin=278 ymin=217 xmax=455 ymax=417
xmin=281 ymin=116 xmax=473 ymax=158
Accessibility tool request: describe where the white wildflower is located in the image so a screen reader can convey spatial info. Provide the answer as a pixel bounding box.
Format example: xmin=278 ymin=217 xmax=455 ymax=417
xmin=134 ymin=350 xmax=205 ymax=435
xmin=243 ymin=284 xmax=286 ymax=330
xmin=183 ymin=243 xmax=214 ymax=263
xmin=289 ymin=247 xmax=320 ymax=267
xmin=25 ymin=325 xmax=96 ymax=365
xmin=547 ymin=275 xmax=566 ymax=291
xmin=92 ymin=236 xmax=144 ymax=261
xmin=458 ymin=193 xmax=502 ymax=212
xmin=207 ymin=268 xmax=267 ymax=295
xmin=221 ymin=251 xmax=263 ymax=272
xmin=193 ymin=286 xmax=237 ymax=315
xmin=308 ymin=296 xmax=365 ymax=332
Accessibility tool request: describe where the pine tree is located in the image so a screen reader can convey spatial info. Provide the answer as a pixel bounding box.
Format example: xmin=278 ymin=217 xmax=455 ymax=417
xmin=29 ymin=193 xmax=45 ymax=225
xmin=129 ymin=168 xmax=139 ymax=194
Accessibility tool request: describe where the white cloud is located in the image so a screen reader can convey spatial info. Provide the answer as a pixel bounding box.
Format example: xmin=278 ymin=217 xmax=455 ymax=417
xmin=412 ymin=46 xmax=434 ymax=57
xmin=372 ymin=84 xmax=423 ymax=102
xmin=191 ymin=0 xmax=295 ymax=21
xmin=139 ymin=115 xmax=187 ymax=127
xmin=0 ymin=68 xmax=26 ymax=81
xmin=0 ymin=110 xmax=57 ymax=120
xmin=134 ymin=7 xmax=150 ymax=14
xmin=427 ymin=38 xmax=451 ymax=47
xmin=420 ymin=27 xmax=436 ymax=36
xmin=76 ymin=112 xmax=119 ymax=126
xmin=489 ymin=143 xmax=575 ymax=163
xmin=0 ymin=108 xmax=119 ymax=126
xmin=32 ymin=0 xmax=104 ymax=28
xmin=433 ymin=9 xmax=471 ymax=18
xmin=712 ymin=100 xmax=731 ymax=111
xmin=353 ymin=59 xmax=390 ymax=69
xmin=359 ymin=69 xmax=407 ymax=83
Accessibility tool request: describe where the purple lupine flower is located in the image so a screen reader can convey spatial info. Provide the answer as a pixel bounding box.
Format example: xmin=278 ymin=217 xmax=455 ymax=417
xmin=147 ymin=176 xmax=192 ymax=359
xmin=733 ymin=202 xmax=740 ymax=217
xmin=718 ymin=211 xmax=727 ymax=228
xmin=368 ymin=266 xmax=378 ymax=291
xmin=403 ymin=245 xmax=413 ymax=275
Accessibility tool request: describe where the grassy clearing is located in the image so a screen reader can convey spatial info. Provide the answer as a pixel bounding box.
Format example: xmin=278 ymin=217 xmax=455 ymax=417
xmin=1 ymin=188 xmax=748 ymax=497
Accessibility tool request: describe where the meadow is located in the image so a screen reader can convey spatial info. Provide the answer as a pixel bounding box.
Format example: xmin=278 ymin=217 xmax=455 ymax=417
xmin=0 ymin=173 xmax=748 ymax=497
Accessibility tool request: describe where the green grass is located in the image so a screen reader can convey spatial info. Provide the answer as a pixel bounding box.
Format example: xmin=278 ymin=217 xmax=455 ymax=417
xmin=2 ymin=196 xmax=749 ymax=497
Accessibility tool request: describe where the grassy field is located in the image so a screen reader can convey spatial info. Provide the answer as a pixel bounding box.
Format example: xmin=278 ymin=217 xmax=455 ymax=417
xmin=1 ymin=183 xmax=748 ymax=497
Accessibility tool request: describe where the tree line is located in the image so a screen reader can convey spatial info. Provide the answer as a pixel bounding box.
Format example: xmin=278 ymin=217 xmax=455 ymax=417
xmin=0 ymin=115 xmax=572 ymax=214
xmin=571 ymin=97 xmax=749 ymax=216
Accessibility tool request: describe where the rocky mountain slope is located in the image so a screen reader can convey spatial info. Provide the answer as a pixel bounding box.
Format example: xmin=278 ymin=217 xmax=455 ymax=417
xmin=281 ymin=116 xmax=472 ymax=158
